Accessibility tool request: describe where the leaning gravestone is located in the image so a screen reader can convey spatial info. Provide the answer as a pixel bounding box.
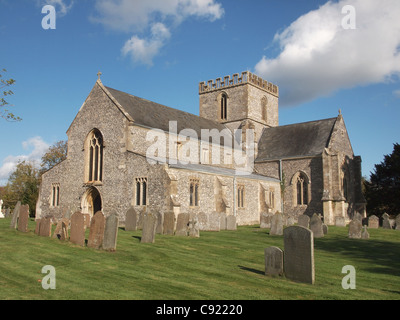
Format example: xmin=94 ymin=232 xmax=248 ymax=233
xmin=70 ymin=212 xmax=86 ymax=246
xmin=382 ymin=213 xmax=392 ymax=229
xmin=88 ymin=211 xmax=106 ymax=249
xmin=34 ymin=219 xmax=41 ymax=235
xmin=284 ymin=226 xmax=315 ymax=284
xmin=125 ymin=207 xmax=138 ymax=231
xmin=264 ymin=246 xmax=283 ymax=277
xmin=17 ymin=204 xmax=30 ymax=233
xmin=298 ymin=214 xmax=310 ymax=228
xmin=269 ymin=212 xmax=283 ymax=236
xmin=163 ymin=211 xmax=175 ymax=235
xmin=310 ymin=213 xmax=324 ymax=238
xmin=226 ymin=215 xmax=237 ymax=231
xmin=335 ymin=216 xmax=346 ymax=227
xmin=10 ymin=201 xmax=21 ymax=229
xmin=103 ymin=213 xmax=119 ymax=251
xmin=208 ymin=212 xmax=221 ymax=232
xmin=348 ymin=219 xmax=362 ymax=239
xmin=176 ymin=213 xmax=190 ymax=236
xmin=39 ymin=217 xmax=52 ymax=237
xmin=60 ymin=221 xmax=69 ymax=241
xmin=368 ymin=215 xmax=379 ymax=229
xmin=141 ymin=211 xmax=157 ymax=243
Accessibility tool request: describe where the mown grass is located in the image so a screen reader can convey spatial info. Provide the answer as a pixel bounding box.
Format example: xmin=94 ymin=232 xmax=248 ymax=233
xmin=0 ymin=217 xmax=399 ymax=300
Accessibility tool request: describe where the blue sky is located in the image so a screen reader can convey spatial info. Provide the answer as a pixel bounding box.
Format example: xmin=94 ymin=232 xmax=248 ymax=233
xmin=0 ymin=0 xmax=399 ymax=185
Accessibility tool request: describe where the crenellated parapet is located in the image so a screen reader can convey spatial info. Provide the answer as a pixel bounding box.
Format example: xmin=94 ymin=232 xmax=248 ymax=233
xmin=199 ymin=71 xmax=279 ymax=97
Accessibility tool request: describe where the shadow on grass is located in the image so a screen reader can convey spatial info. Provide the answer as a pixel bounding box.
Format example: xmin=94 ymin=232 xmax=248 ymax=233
xmin=238 ymin=265 xmax=264 ymax=276
xmin=315 ymin=235 xmax=400 ymax=277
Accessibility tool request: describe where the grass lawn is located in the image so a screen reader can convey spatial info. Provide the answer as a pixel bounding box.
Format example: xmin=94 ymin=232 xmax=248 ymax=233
xmin=0 ymin=217 xmax=399 ymax=300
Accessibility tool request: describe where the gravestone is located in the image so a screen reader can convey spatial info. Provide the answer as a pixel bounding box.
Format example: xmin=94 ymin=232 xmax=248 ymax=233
xmin=39 ymin=217 xmax=52 ymax=237
xmin=17 ymin=204 xmax=30 ymax=233
xmin=35 ymin=219 xmax=41 ymax=235
xmin=188 ymin=218 xmax=200 ymax=238
xmin=125 ymin=207 xmax=138 ymax=231
xmin=310 ymin=213 xmax=324 ymax=238
xmin=353 ymin=212 xmax=363 ymax=223
xmin=396 ymin=215 xmax=400 ymax=230
xmin=264 ymin=246 xmax=283 ymax=277
xmin=88 ymin=211 xmax=106 ymax=249
xmin=103 ymin=213 xmax=119 ymax=251
xmin=361 ymin=225 xmax=370 ymax=239
xmin=208 ymin=212 xmax=221 ymax=231
xmin=197 ymin=212 xmax=208 ymax=231
xmin=322 ymin=224 xmax=328 ymax=235
xmin=260 ymin=212 xmax=272 ymax=229
xmin=382 ymin=213 xmax=392 ymax=229
xmin=176 ymin=213 xmax=190 ymax=236
xmin=70 ymin=212 xmax=86 ymax=246
xmin=335 ymin=216 xmax=346 ymax=227
xmin=298 ymin=214 xmax=310 ymax=228
xmin=368 ymin=215 xmax=379 ymax=229
xmin=163 ymin=211 xmax=175 ymax=235
xmin=283 ymin=226 xmax=315 ymax=284
xmin=141 ymin=211 xmax=157 ymax=243
xmin=348 ymin=219 xmax=362 ymax=239
xmin=53 ymin=218 xmax=70 ymax=239
xmin=155 ymin=211 xmax=164 ymax=234
xmin=269 ymin=212 xmax=283 ymax=236
xmin=60 ymin=221 xmax=69 ymax=241
xmin=10 ymin=201 xmax=21 ymax=229
xmin=220 ymin=213 xmax=227 ymax=230
xmin=226 ymin=215 xmax=237 ymax=231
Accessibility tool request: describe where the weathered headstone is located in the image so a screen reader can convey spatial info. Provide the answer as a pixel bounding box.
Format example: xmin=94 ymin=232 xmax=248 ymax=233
xmin=226 ymin=215 xmax=237 ymax=231
xmin=141 ymin=211 xmax=157 ymax=243
xmin=310 ymin=213 xmax=324 ymax=238
xmin=125 ymin=207 xmax=138 ymax=231
xmin=17 ymin=204 xmax=30 ymax=233
xmin=197 ymin=212 xmax=208 ymax=231
xmin=322 ymin=224 xmax=328 ymax=235
xmin=368 ymin=215 xmax=379 ymax=229
xmin=176 ymin=213 xmax=190 ymax=236
xmin=348 ymin=219 xmax=362 ymax=239
xmin=270 ymin=212 xmax=283 ymax=236
xmin=298 ymin=214 xmax=310 ymax=228
xmin=35 ymin=219 xmax=41 ymax=235
xmin=335 ymin=216 xmax=346 ymax=227
xmin=70 ymin=212 xmax=86 ymax=246
xmin=260 ymin=212 xmax=272 ymax=229
xmin=361 ymin=225 xmax=370 ymax=239
xmin=88 ymin=211 xmax=106 ymax=249
xmin=208 ymin=212 xmax=221 ymax=231
xmin=39 ymin=217 xmax=52 ymax=237
xmin=60 ymin=221 xmax=69 ymax=241
xmin=264 ymin=246 xmax=283 ymax=277
xmin=396 ymin=214 xmax=400 ymax=231
xmin=155 ymin=211 xmax=164 ymax=234
xmin=52 ymin=218 xmax=70 ymax=239
xmin=382 ymin=213 xmax=392 ymax=229
xmin=188 ymin=218 xmax=200 ymax=238
xmin=220 ymin=213 xmax=227 ymax=230
xmin=283 ymin=226 xmax=315 ymax=284
xmin=10 ymin=201 xmax=21 ymax=229
xmin=103 ymin=213 xmax=119 ymax=251
xmin=163 ymin=211 xmax=175 ymax=235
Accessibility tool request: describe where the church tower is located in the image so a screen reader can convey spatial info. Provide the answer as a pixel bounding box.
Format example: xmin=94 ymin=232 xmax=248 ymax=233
xmin=199 ymin=71 xmax=279 ymax=142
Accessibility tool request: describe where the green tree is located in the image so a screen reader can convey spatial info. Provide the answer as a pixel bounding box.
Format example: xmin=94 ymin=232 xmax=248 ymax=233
xmin=0 ymin=68 xmax=21 ymax=121
xmin=364 ymin=143 xmax=400 ymax=217
xmin=40 ymin=140 xmax=68 ymax=174
xmin=2 ymin=161 xmax=40 ymax=217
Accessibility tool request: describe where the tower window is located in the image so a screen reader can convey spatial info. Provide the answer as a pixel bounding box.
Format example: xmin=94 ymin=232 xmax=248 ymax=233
xmin=220 ymin=93 xmax=227 ymax=120
xmin=135 ymin=177 xmax=148 ymax=206
xmin=261 ymin=96 xmax=268 ymax=122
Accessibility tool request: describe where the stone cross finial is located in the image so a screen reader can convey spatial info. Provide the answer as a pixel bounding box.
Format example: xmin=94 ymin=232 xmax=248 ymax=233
xmin=338 ymin=109 xmax=342 ymax=115
xmin=97 ymin=71 xmax=102 ymax=80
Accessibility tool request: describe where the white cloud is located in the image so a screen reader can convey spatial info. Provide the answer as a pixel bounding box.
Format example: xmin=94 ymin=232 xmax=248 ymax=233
xmin=254 ymin=0 xmax=400 ymax=107
xmin=0 ymin=137 xmax=49 ymax=184
xmin=40 ymin=0 xmax=74 ymax=16
xmin=92 ymin=0 xmax=224 ymax=65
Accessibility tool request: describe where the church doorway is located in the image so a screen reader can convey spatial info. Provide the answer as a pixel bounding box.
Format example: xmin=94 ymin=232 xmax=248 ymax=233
xmin=81 ymin=187 xmax=102 ymax=217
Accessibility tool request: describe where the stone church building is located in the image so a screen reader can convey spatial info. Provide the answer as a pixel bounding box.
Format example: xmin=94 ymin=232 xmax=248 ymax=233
xmin=36 ymin=71 xmax=366 ymax=226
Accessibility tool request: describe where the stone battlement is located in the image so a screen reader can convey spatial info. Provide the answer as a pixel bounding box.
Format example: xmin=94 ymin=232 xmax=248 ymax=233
xmin=199 ymin=71 xmax=279 ymax=96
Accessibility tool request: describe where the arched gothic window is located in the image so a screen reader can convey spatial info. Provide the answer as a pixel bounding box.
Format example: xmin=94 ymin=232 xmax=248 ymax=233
xmin=295 ymin=172 xmax=309 ymax=206
xmin=220 ymin=93 xmax=227 ymax=120
xmin=86 ymin=129 xmax=104 ymax=182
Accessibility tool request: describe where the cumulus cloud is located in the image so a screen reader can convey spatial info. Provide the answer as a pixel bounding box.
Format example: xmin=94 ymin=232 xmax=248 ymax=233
xmin=92 ymin=0 xmax=224 ymax=65
xmin=254 ymin=0 xmax=400 ymax=107
xmin=40 ymin=0 xmax=74 ymax=16
xmin=0 ymin=137 xmax=49 ymax=184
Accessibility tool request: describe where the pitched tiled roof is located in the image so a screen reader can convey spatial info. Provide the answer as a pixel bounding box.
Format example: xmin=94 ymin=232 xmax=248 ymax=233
xmin=256 ymin=118 xmax=338 ymax=161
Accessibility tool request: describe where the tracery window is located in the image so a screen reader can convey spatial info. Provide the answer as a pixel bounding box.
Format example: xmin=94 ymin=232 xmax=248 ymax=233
xmin=87 ymin=129 xmax=104 ymax=182
xmin=135 ymin=177 xmax=148 ymax=206
xmin=296 ymin=173 xmax=309 ymax=206
xmin=190 ymin=178 xmax=200 ymax=207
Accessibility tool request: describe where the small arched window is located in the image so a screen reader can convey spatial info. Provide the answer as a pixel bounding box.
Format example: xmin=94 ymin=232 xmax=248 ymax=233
xmin=220 ymin=93 xmax=227 ymax=120
xmin=261 ymin=96 xmax=268 ymax=122
xmin=86 ymin=129 xmax=104 ymax=182
xmin=294 ymin=172 xmax=309 ymax=206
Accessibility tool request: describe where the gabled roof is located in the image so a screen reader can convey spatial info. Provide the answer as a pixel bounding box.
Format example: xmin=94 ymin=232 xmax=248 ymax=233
xmin=104 ymin=85 xmax=231 ymax=143
xmin=256 ymin=117 xmax=338 ymax=162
